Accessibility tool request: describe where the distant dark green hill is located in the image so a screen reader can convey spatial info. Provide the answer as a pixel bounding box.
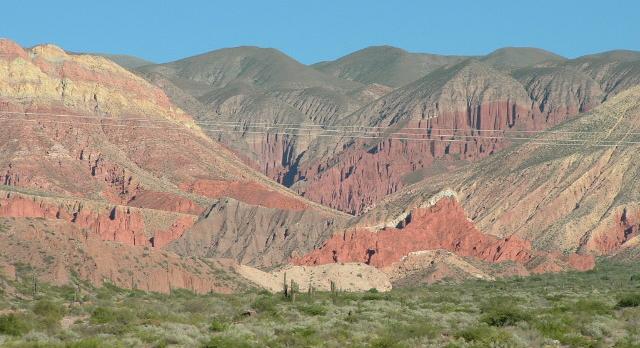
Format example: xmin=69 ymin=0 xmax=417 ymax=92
xmin=480 ymin=47 xmax=566 ymax=69
xmin=312 ymin=45 xmax=465 ymax=88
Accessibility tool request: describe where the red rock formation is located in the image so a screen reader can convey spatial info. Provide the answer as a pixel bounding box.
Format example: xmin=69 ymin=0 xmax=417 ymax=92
xmin=565 ymin=253 xmax=596 ymax=272
xmin=0 ymin=39 xmax=28 ymax=60
xmin=295 ymin=198 xmax=593 ymax=272
xmin=127 ymin=191 xmax=203 ymax=215
xmin=247 ymin=133 xmax=297 ymax=184
xmin=286 ymin=62 xmax=615 ymax=215
xmin=0 ymin=192 xmax=146 ymax=245
xmin=150 ymin=215 xmax=196 ymax=248
xmin=0 ymin=192 xmax=193 ymax=248
xmin=586 ymin=207 xmax=640 ymax=254
xmin=295 ymin=102 xmax=540 ymax=214
xmin=180 ymin=179 xmax=307 ymax=211
xmin=0 ymin=218 xmax=246 ymax=294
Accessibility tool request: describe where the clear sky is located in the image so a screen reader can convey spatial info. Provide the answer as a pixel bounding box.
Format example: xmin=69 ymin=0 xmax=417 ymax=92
xmin=2 ymin=0 xmax=638 ymax=64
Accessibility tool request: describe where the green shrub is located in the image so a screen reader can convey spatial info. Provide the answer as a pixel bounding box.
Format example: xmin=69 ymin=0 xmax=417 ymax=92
xmin=455 ymin=324 xmax=516 ymax=346
xmin=33 ymin=299 xmax=66 ymax=329
xmin=370 ymin=335 xmax=407 ymax=348
xmin=92 ymin=307 xmax=131 ymax=324
xmin=270 ymin=326 xmax=322 ymax=347
xmin=361 ymin=291 xmax=386 ymax=301
xmin=209 ymin=317 xmax=230 ymax=332
xmin=33 ymin=299 xmax=65 ymax=318
xmin=572 ymin=299 xmax=611 ymax=315
xmin=373 ymin=319 xmax=440 ymax=346
xmin=616 ymin=293 xmax=640 ymax=308
xmin=534 ymin=315 xmax=597 ymax=347
xmin=296 ymin=303 xmax=327 ymax=316
xmin=0 ymin=313 xmax=30 ymax=336
xmin=66 ymin=338 xmax=105 ymax=348
xmin=479 ymin=300 xmax=530 ymax=327
xmin=201 ymin=335 xmax=253 ymax=348
xmin=251 ymin=295 xmax=280 ymax=316
xmin=481 ymin=307 xmax=530 ymax=327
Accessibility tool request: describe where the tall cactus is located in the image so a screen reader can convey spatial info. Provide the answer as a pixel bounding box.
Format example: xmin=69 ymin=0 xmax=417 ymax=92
xmin=330 ymin=280 xmax=338 ymax=304
xmin=290 ymin=279 xmax=298 ymax=302
xmin=32 ymin=273 xmax=38 ymax=298
xmin=283 ymin=272 xmax=288 ymax=298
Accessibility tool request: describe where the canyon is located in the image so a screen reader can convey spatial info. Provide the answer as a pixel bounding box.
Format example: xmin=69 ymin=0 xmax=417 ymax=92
xmin=0 ymin=39 xmax=349 ymax=292
xmin=137 ymin=46 xmax=640 ymax=215
xmin=1 ymin=38 xmax=639 ymax=295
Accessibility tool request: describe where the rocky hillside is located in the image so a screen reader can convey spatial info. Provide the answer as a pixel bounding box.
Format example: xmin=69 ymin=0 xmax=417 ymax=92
xmin=135 ymin=47 xmax=383 ymax=183
xmin=136 ymin=44 xmax=640 ymax=215
xmin=295 ymin=194 xmax=594 ymax=281
xmin=291 ymin=51 xmax=640 ymax=214
xmin=0 ymin=39 xmax=348 ymax=292
xmin=3 ymin=38 xmax=629 ymax=291
xmin=358 ymin=85 xmax=640 ymax=258
xmin=289 ymin=83 xmax=640 ymax=282
xmin=311 ymin=45 xmax=465 ymax=87
xmin=480 ymin=47 xmax=566 ymax=69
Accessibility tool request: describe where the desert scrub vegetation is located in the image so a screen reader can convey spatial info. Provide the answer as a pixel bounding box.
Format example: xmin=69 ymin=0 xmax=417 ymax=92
xmin=0 ymin=261 xmax=639 ymax=347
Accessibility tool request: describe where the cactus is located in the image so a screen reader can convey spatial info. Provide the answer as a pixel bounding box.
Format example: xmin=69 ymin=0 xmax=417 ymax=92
xmin=283 ymin=272 xmax=289 ymax=298
xmin=32 ymin=273 xmax=38 ymax=298
xmin=330 ymin=280 xmax=338 ymax=303
xmin=290 ymin=279 xmax=298 ymax=302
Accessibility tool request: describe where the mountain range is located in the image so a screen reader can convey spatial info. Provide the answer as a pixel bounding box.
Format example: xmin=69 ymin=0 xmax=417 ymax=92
xmin=1 ymin=38 xmax=640 ymax=293
xmin=132 ymin=44 xmax=640 ymax=216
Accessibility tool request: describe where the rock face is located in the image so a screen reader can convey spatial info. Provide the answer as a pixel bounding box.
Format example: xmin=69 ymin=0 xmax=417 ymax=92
xmin=2 ymin=38 xmax=634 ymax=291
xmin=138 ymin=45 xmax=640 ymax=215
xmin=293 ymin=61 xmax=541 ymax=214
xmin=384 ymin=250 xmax=497 ymax=286
xmin=135 ymin=46 xmax=374 ymax=188
xmin=0 ymin=39 xmax=346 ymax=292
xmin=169 ymin=197 xmax=349 ymax=268
xmin=361 ymin=86 xmax=640 ymax=260
xmin=292 ymin=53 xmax=640 ymax=214
xmin=295 ymin=197 xmax=594 ymax=273
xmin=0 ymin=190 xmax=195 ymax=247
xmin=0 ymin=217 xmax=253 ymax=294
xmin=179 ymin=179 xmax=307 ymax=211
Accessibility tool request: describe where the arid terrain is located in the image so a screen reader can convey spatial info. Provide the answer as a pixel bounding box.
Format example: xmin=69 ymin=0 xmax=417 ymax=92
xmin=1 ymin=36 xmax=640 ymax=347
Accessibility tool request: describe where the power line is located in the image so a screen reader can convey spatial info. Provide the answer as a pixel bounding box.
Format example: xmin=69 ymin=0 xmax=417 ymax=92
xmin=0 ymin=111 xmax=636 ymax=144
xmin=0 ymin=114 xmax=634 ymax=145
xmin=1 ymin=110 xmax=637 ymax=136
xmin=1 ymin=115 xmax=639 ymax=148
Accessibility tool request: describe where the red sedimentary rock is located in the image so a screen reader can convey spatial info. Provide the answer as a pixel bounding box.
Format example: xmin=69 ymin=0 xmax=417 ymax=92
xmin=295 ymin=101 xmax=565 ymax=214
xmin=149 ymin=215 xmax=196 ymax=248
xmin=180 ymin=179 xmax=307 ymax=211
xmin=295 ymin=198 xmax=593 ymax=272
xmin=586 ymin=207 xmax=640 ymax=254
xmin=565 ymin=253 xmax=596 ymax=272
xmin=127 ymin=191 xmax=204 ymax=215
xmin=0 ymin=39 xmax=28 ymax=60
xmin=0 ymin=192 xmax=192 ymax=248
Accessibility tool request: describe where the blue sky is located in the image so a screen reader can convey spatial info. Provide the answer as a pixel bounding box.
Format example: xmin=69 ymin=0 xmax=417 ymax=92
xmin=2 ymin=0 xmax=638 ymax=64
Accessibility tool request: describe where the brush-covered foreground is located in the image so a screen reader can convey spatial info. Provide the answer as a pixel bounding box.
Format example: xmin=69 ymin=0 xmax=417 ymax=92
xmin=0 ymin=262 xmax=639 ymax=347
